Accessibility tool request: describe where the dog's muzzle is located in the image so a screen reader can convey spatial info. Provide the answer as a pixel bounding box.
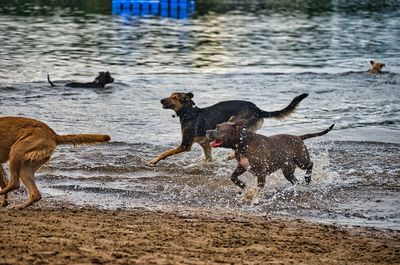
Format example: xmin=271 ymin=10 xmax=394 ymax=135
xmin=206 ymin=130 xmax=217 ymax=140
xmin=160 ymin=98 xmax=171 ymax=109
xmin=206 ymin=130 xmax=224 ymax=148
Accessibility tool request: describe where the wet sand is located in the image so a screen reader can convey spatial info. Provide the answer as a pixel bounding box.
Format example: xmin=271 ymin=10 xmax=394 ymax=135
xmin=0 ymin=201 xmax=399 ymax=265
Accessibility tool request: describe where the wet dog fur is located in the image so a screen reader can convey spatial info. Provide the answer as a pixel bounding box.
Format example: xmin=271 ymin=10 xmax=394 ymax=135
xmin=206 ymin=117 xmax=334 ymax=190
xmin=368 ymin=61 xmax=385 ymax=74
xmin=0 ymin=116 xmax=111 ymax=209
xmin=149 ymin=92 xmax=308 ymax=164
xmin=47 ymin=71 xmax=114 ymax=88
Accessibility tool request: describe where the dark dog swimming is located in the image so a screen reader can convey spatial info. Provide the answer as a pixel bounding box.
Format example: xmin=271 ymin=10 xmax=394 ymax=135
xmin=47 ymin=71 xmax=114 ymax=88
xmin=149 ymin=92 xmax=308 ymax=164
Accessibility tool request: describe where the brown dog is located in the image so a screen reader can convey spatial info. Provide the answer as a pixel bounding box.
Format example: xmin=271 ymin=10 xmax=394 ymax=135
xmin=206 ymin=117 xmax=334 ymax=191
xmin=368 ymin=61 xmax=385 ymax=74
xmin=0 ymin=117 xmax=111 ymax=209
xmin=149 ymin=92 xmax=308 ymax=164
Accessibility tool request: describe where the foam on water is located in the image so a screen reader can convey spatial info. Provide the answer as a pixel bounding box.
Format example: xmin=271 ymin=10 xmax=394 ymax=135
xmin=22 ymin=139 xmax=397 ymax=230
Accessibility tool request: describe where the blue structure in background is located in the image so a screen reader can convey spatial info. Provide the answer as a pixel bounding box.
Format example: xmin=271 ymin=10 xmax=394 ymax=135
xmin=112 ymin=0 xmax=195 ymax=19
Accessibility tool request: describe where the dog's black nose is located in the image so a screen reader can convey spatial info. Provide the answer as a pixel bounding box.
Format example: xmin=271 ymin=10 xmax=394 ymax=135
xmin=161 ymin=98 xmax=166 ymax=104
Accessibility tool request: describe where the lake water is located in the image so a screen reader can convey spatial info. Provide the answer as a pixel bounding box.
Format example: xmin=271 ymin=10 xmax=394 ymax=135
xmin=0 ymin=0 xmax=399 ymax=230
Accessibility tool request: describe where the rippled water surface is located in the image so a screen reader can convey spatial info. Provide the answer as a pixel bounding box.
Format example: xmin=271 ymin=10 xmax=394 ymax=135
xmin=0 ymin=0 xmax=399 ymax=230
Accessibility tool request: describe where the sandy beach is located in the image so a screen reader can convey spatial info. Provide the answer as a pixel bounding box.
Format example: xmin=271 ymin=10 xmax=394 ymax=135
xmin=1 ymin=201 xmax=399 ymax=265
xmin=1 ymin=1 xmax=400 ymax=265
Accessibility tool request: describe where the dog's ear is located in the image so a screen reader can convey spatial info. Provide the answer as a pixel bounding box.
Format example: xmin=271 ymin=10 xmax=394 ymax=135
xmin=227 ymin=116 xmax=246 ymax=130
xmin=235 ymin=119 xmax=247 ymax=131
xmin=186 ymin=92 xmax=194 ymax=99
xmin=370 ymin=60 xmax=375 ymax=65
xmin=228 ymin=115 xmax=238 ymax=123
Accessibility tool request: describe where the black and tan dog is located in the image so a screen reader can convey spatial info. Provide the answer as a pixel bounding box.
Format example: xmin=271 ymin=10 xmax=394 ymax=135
xmin=47 ymin=71 xmax=114 ymax=88
xmin=0 ymin=116 xmax=110 ymax=209
xmin=206 ymin=117 xmax=334 ymax=192
xmin=149 ymin=92 xmax=308 ymax=164
xmin=368 ymin=61 xmax=385 ymax=74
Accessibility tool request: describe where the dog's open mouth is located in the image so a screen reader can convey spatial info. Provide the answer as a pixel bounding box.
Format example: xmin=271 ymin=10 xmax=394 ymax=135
xmin=210 ymin=140 xmax=223 ymax=148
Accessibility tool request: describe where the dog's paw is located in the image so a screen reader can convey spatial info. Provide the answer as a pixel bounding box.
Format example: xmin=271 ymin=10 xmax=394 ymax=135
xmin=202 ymin=157 xmax=213 ymax=164
xmin=226 ymin=152 xmax=236 ymax=160
xmin=305 ymin=176 xmax=311 ymax=185
xmin=252 ymin=196 xmax=261 ymax=205
xmin=8 ymin=204 xmax=26 ymax=210
xmin=242 ymin=187 xmax=262 ymax=205
xmin=148 ymin=157 xmax=160 ymax=165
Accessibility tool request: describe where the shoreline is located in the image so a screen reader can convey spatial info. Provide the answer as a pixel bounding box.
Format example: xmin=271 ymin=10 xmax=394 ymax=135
xmin=1 ymin=200 xmax=399 ymax=264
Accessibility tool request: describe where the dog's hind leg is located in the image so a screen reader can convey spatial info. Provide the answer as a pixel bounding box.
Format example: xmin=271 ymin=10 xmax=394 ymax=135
xmin=199 ymin=142 xmax=212 ymax=163
xmin=282 ymin=165 xmax=298 ymax=185
xmin=294 ymin=145 xmax=313 ymax=184
xmin=304 ymin=162 xmax=313 ymax=184
xmin=5 ymin=134 xmax=55 ymax=209
xmin=0 ymin=165 xmax=8 ymax=207
xmin=0 ymin=156 xmax=22 ymax=200
xmin=295 ymin=158 xmax=313 ymax=184
xmin=10 ymin=158 xmax=46 ymax=210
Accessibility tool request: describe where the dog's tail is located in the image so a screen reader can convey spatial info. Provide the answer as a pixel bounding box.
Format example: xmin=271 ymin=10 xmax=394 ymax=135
xmin=56 ymin=134 xmax=111 ymax=146
xmin=300 ymin=124 xmax=335 ymax=140
xmin=47 ymin=74 xmax=56 ymax=87
xmin=259 ymin=93 xmax=308 ymax=120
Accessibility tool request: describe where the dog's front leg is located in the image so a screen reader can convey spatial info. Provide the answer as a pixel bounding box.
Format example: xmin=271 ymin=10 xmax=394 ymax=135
xmin=255 ymin=172 xmax=266 ymax=189
xmin=252 ymin=165 xmax=269 ymax=190
xmin=230 ymin=165 xmax=247 ymax=189
xmin=198 ymin=141 xmax=212 ymax=163
xmin=0 ymin=165 xmax=8 ymax=207
xmin=149 ymin=145 xmax=191 ymax=165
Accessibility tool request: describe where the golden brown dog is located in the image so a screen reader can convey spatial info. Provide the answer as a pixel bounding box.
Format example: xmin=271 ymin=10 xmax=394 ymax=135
xmin=368 ymin=61 xmax=385 ymax=74
xmin=0 ymin=116 xmax=111 ymax=209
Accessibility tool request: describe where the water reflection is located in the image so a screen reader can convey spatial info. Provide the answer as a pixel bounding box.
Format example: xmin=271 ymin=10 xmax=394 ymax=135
xmin=1 ymin=0 xmax=397 ymax=16
xmin=0 ymin=0 xmax=112 ymax=15
xmin=195 ymin=0 xmax=399 ymax=16
xmin=0 ymin=0 xmax=399 ymax=76
xmin=112 ymin=0 xmax=195 ymax=19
